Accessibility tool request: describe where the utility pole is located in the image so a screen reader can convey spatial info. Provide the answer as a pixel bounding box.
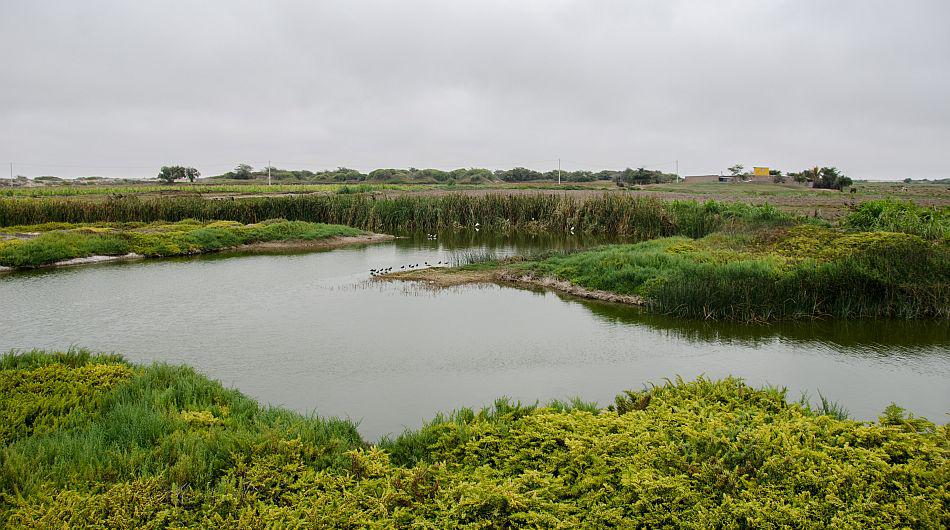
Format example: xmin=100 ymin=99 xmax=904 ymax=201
xmin=675 ymin=160 xmax=679 ymax=181
xmin=267 ymin=160 xmax=271 ymax=185
xmin=8 ymin=162 xmax=12 ymax=180
xmin=557 ymin=158 xmax=561 ymax=185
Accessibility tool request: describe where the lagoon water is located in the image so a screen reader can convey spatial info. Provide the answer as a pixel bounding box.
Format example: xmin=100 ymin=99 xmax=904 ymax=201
xmin=2 ymin=233 xmax=948 ymax=439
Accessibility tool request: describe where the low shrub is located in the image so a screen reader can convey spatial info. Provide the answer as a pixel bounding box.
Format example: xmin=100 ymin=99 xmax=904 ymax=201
xmin=2 ymin=354 xmax=946 ymax=527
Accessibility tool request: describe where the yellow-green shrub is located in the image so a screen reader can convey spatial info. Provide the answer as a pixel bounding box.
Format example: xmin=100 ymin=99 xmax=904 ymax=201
xmin=2 ymin=353 xmax=947 ymax=528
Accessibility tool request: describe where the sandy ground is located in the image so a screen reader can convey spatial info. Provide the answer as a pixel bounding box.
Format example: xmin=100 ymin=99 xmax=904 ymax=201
xmin=0 ymin=233 xmax=394 ymax=273
xmin=380 ymin=266 xmax=645 ymax=306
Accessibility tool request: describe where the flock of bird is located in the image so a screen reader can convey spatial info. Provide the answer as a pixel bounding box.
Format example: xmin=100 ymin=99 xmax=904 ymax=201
xmin=368 ymin=222 xmax=575 ymax=277
xmin=369 ymin=261 xmax=448 ymax=276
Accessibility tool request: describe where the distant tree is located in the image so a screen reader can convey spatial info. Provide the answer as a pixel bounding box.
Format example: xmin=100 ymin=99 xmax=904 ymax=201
xmin=499 ymin=167 xmax=544 ymax=182
xmin=616 ymin=167 xmax=677 ymax=185
xmin=157 ymin=165 xmax=200 ymax=184
xmin=448 ymin=168 xmax=494 ymax=183
xmin=232 ymin=164 xmax=254 ymax=180
xmin=903 ymin=177 xmax=913 ymax=183
xmin=368 ymin=168 xmax=412 ymax=181
xmin=593 ymin=170 xmax=620 ymax=181
xmin=813 ymin=167 xmax=852 ymax=191
xmin=728 ymin=164 xmax=745 ymax=177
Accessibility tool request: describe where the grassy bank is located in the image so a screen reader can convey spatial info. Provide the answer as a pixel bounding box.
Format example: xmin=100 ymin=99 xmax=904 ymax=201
xmin=0 ymin=219 xmax=365 ymax=268
xmin=0 ymin=350 xmax=946 ymax=527
xmin=0 ymin=193 xmax=794 ymax=238
xmin=408 ymin=224 xmax=950 ymax=321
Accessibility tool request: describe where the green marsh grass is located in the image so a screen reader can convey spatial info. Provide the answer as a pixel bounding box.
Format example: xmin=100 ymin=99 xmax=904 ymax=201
xmin=843 ymin=199 xmax=949 ymax=241
xmin=0 ymin=219 xmax=362 ymax=268
xmin=495 ymin=225 xmax=949 ymax=321
xmin=2 ymin=352 xmax=946 ymax=527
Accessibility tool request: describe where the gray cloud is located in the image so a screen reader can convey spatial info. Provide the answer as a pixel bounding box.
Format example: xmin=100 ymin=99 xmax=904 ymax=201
xmin=1 ymin=0 xmax=948 ymax=179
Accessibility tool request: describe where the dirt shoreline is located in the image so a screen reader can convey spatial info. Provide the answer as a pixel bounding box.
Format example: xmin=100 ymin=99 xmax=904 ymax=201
xmin=380 ymin=267 xmax=645 ymax=306
xmin=0 ymin=233 xmax=394 ymax=273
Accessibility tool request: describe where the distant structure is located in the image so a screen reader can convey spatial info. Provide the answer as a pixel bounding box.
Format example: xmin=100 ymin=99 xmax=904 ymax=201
xmin=683 ymin=169 xmax=772 ymax=184
xmin=682 ymin=174 xmax=725 ymax=183
xmin=748 ymin=166 xmax=772 ymax=183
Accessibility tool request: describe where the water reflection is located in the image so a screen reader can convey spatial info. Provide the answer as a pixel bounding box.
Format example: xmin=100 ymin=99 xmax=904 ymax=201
xmin=571 ymin=295 xmax=950 ymax=353
xmin=1 ymin=230 xmax=947 ymax=439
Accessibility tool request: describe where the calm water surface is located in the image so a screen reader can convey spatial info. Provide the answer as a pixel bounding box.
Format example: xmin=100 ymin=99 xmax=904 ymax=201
xmin=2 ymin=234 xmax=948 ymax=439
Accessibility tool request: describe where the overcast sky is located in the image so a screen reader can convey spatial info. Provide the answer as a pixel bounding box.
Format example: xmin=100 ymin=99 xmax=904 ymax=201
xmin=1 ymin=0 xmax=948 ymax=180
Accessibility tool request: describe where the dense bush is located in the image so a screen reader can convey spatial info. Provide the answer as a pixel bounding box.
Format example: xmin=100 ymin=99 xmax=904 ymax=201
xmin=615 ymin=166 xmax=679 ymax=185
xmin=0 ymin=350 xmax=365 ymax=526
xmin=1 ymin=352 xmax=946 ymax=527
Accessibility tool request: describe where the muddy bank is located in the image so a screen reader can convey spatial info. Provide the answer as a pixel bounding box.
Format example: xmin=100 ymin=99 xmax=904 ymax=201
xmin=381 ymin=267 xmax=645 ymax=306
xmin=0 ymin=233 xmax=394 ymax=273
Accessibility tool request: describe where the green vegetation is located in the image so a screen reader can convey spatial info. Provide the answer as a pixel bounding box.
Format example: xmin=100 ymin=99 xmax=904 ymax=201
xmin=459 ymin=224 xmax=950 ymax=321
xmin=1 ymin=350 xmax=946 ymax=527
xmin=0 ymin=194 xmax=794 ymax=237
xmin=844 ymin=199 xmax=949 ymax=241
xmin=612 ymin=166 xmax=679 ymax=185
xmin=0 ymin=183 xmax=422 ymax=198
xmin=208 ymin=164 xmax=671 ymax=184
xmin=0 ymin=219 xmax=362 ymax=268
xmin=156 ymin=166 xmax=200 ymax=184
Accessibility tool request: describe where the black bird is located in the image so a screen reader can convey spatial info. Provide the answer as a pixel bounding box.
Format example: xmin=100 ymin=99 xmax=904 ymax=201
xmin=401 ymin=265 xmax=405 ymax=269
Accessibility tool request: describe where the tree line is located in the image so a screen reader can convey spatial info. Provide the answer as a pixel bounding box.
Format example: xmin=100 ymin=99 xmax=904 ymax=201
xmin=199 ymin=165 xmax=679 ymax=185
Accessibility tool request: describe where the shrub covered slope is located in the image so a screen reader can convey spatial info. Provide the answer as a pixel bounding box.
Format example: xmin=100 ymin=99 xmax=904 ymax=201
xmin=1 ymin=351 xmax=947 ymax=527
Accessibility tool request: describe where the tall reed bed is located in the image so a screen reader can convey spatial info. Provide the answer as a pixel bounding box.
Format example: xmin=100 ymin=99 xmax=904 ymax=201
xmin=0 ymin=194 xmax=792 ymax=238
